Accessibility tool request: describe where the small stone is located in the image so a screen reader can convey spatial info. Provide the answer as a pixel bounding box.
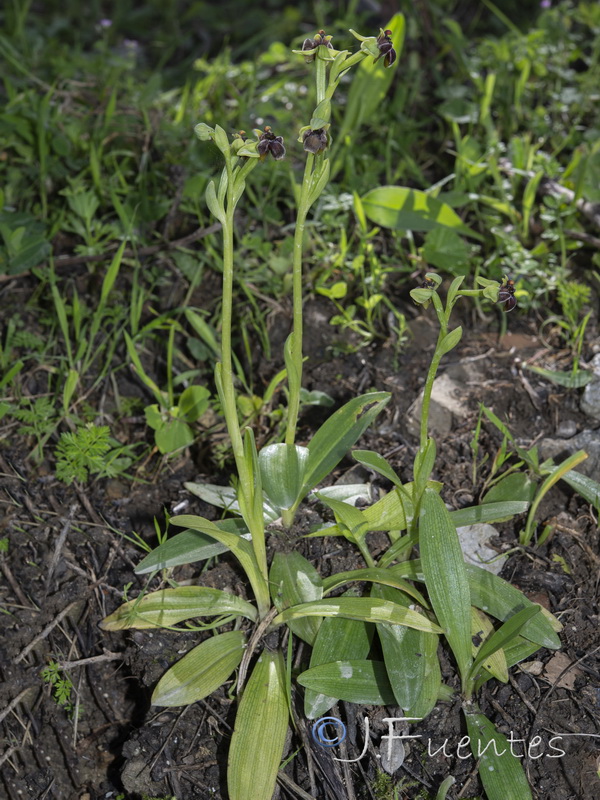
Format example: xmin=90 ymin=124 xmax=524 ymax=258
xmin=556 ymin=420 xmax=577 ymax=438
xmin=581 ymin=377 xmax=600 ymax=420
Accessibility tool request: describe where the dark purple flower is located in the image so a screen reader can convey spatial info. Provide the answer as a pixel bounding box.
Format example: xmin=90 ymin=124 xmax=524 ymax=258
xmin=257 ymin=127 xmax=286 ymax=160
xmin=498 ymin=279 xmax=517 ymax=312
xmin=375 ymin=29 xmax=396 ymax=68
xmin=302 ymin=30 xmax=334 ymax=62
xmin=302 ymin=128 xmax=328 ymax=154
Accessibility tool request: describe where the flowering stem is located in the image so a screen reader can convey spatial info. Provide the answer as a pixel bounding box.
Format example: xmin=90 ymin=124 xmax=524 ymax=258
xmin=315 ymin=50 xmax=327 ymax=103
xmin=285 ymin=153 xmax=314 ymax=445
xmin=419 ymin=296 xmax=449 ymax=450
xmin=220 ymin=159 xmax=247 ymax=480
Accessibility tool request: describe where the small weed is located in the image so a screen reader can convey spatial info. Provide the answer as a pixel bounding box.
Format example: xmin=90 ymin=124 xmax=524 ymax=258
xmin=41 ymin=660 xmax=80 ymax=720
xmin=54 ymin=423 xmax=137 ymax=484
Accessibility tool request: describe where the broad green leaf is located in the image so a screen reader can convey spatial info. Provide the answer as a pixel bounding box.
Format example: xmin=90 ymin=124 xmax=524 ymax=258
xmin=421 ymin=227 xmax=470 ymax=271
xmin=315 ymin=483 xmax=371 ymax=505
xmin=481 ymin=475 xmax=537 ymax=506
xmin=352 ymin=449 xmax=403 ymax=486
xmin=179 ymin=385 xmax=210 ymax=422
xmin=170 ymin=514 xmax=268 ymax=612
xmin=152 ymin=630 xmax=245 ymax=706
xmin=100 ymin=586 xmax=257 ymax=630
xmin=259 ymin=443 xmax=309 ymax=511
xmin=420 ymin=489 xmax=473 ymax=684
xmin=304 ymin=589 xmax=374 ymax=719
xmin=391 ymin=559 xmax=562 ymax=648
xmin=303 ymin=392 xmax=390 ymax=494
xmin=316 ymin=493 xmax=369 ymax=541
xmin=135 ymin=518 xmax=250 ymax=574
xmin=463 ymin=705 xmax=533 ymax=800
xmin=155 ymin=417 xmax=194 ymax=454
xmin=322 ymin=567 xmax=427 ymax=607
xmin=524 ymin=364 xmax=592 ymax=388
xmin=269 ymin=552 xmax=322 ymax=645
xmin=363 ymin=486 xmax=414 ymax=531
xmin=297 ymin=660 xmax=396 ymax=705
xmin=228 ymin=650 xmax=289 ymax=800
xmin=450 ymin=499 xmax=530 ymax=525
xmin=404 ymin=623 xmax=442 ymax=719
xmin=271 ymin=597 xmax=442 ymax=633
xmin=371 ymin=584 xmax=428 ymax=709
xmin=465 ymin=564 xmax=561 ymax=648
xmin=184 ymin=481 xmax=280 ymax=523
xmin=361 ymin=186 xmax=482 ymax=239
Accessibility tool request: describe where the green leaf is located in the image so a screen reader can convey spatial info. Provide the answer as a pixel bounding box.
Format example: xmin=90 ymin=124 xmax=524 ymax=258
xmin=169 ymin=515 xmax=267 ymax=607
xmin=259 ymin=443 xmax=309 ymax=511
xmin=363 ymin=486 xmax=414 ymax=532
xmin=361 ymin=186 xmax=482 ymax=240
xmin=481 ymin=475 xmax=537 ymax=506
xmin=414 ymin=438 xmax=437 ymax=493
xmin=371 ymin=584 xmax=430 ymax=710
xmin=205 ymin=180 xmax=225 ymax=223
xmin=438 ymin=326 xmax=463 ymax=356
xmin=228 ymin=650 xmax=289 ymax=800
xmin=271 ymin=597 xmax=442 ymax=633
xmin=322 ymin=567 xmax=427 ymax=606
xmin=179 ymin=385 xmax=210 ymax=422
xmin=470 ymin=605 xmax=540 ymax=679
xmin=307 ymin=158 xmax=331 ymax=207
xmin=560 ymin=469 xmax=600 ymax=512
xmin=100 ymin=587 xmax=257 ymax=630
xmin=297 ymin=660 xmax=396 ymax=705
xmin=154 ymin=417 xmax=194 ymax=454
xmin=315 ymin=492 xmax=370 ymax=542
xmin=463 ymin=705 xmax=533 ymax=800
xmin=421 ymin=227 xmax=470 ymax=271
xmin=450 ymin=499 xmax=530 ymax=526
xmin=352 ymin=449 xmax=403 ymax=486
xmin=465 ymin=564 xmax=561 ymax=649
xmin=304 ymin=589 xmax=374 ymax=719
xmin=269 ymin=552 xmax=322 ymax=645
xmin=184 ymin=481 xmax=280 ymax=523
xmin=404 ymin=623 xmax=442 ymax=719
xmin=152 ymin=630 xmax=246 ymax=706
xmin=420 ymin=489 xmax=473 ymax=684
xmin=135 ymin=519 xmax=250 ymax=574
xmin=524 ymin=364 xmax=592 ymax=388
xmin=303 ymin=392 xmax=390 ymax=493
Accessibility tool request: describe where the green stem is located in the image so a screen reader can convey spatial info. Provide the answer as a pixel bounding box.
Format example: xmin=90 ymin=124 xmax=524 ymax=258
xmin=220 ymin=159 xmax=248 ymax=481
xmin=315 ymin=50 xmax=327 ymax=103
xmin=285 ymin=153 xmax=314 ymax=445
xmin=166 ymin=323 xmax=175 ymax=408
xmin=419 ymin=300 xmax=449 ymax=450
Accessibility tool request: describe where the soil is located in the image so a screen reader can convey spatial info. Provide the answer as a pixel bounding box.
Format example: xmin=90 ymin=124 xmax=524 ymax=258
xmin=1 ymin=284 xmax=599 ymax=800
